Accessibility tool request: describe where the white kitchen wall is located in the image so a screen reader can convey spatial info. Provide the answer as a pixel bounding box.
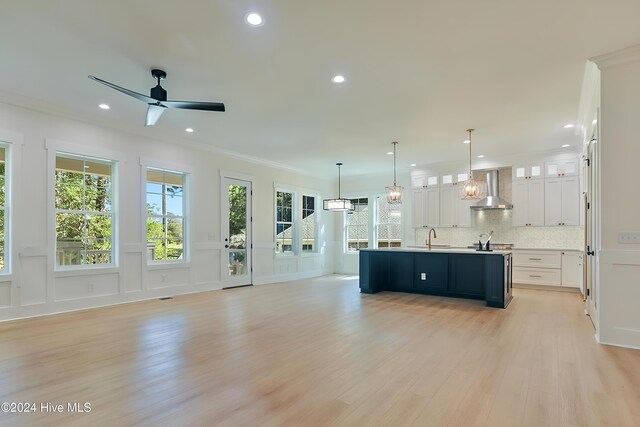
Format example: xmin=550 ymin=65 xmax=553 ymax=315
xmin=0 ymin=101 xmax=336 ymax=321
xmin=415 ymin=210 xmax=584 ymax=250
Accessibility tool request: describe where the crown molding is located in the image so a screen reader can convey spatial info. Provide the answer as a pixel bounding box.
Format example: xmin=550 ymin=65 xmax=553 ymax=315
xmin=591 ymin=44 xmax=640 ymax=69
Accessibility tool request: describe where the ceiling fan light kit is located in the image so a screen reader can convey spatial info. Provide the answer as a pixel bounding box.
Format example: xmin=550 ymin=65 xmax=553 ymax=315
xmin=88 ymin=69 xmax=225 ymax=126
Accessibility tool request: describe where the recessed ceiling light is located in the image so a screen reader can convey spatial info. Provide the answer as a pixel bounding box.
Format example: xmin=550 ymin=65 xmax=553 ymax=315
xmin=563 ymin=123 xmax=574 ymax=129
xmin=185 ymin=128 xmax=194 ymax=133
xmin=331 ymin=75 xmax=346 ymax=83
xmin=386 ymin=151 xmax=393 ymax=155
xmin=410 ymin=163 xmax=417 ymax=167
xmin=463 ymin=140 xmax=470 ymax=144
xmin=245 ymin=12 xmax=264 ymax=26
xmin=562 ymin=144 xmax=571 ymax=148
xmin=99 ymin=103 xmax=110 ymax=110
xmin=477 ymin=155 xmax=485 ymax=158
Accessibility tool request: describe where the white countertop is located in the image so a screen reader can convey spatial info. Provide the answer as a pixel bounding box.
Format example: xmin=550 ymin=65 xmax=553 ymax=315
xmin=512 ymin=247 xmax=584 ymax=252
xmin=363 ymin=247 xmax=512 ymax=255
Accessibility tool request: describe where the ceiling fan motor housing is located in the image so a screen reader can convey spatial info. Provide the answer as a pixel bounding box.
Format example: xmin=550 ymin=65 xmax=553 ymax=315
xmin=150 ymin=85 xmax=167 ymax=102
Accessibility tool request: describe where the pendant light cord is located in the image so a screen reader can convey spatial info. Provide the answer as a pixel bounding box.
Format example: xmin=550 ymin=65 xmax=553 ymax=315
xmin=392 ymin=141 xmax=398 ymax=186
xmin=467 ymin=129 xmax=474 ymax=180
xmin=336 ymin=162 xmax=342 ymax=199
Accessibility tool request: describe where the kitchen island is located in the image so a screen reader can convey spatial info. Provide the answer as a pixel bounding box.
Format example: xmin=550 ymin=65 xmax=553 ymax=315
xmin=359 ymin=247 xmax=513 ymax=308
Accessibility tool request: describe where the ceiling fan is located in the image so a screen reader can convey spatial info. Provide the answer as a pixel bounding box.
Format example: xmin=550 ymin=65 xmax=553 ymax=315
xmin=88 ymin=69 xmax=225 ymax=126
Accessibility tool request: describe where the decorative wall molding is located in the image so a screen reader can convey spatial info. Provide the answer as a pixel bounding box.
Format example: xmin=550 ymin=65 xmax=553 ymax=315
xmin=598 ymin=249 xmax=640 ymax=350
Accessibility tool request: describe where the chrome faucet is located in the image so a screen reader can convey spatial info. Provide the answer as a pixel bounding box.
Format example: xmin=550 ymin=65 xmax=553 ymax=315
xmin=427 ymin=228 xmax=437 ymax=250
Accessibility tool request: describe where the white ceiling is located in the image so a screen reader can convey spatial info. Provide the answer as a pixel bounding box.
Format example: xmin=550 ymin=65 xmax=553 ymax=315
xmin=1 ymin=0 xmax=639 ymax=177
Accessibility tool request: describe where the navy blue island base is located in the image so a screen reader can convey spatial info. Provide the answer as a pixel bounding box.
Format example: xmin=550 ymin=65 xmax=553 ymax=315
xmin=359 ymin=248 xmax=513 ymax=308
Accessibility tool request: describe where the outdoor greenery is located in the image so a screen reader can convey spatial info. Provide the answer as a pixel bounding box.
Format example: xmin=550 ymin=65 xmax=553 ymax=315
xmin=228 ymin=185 xmax=247 ymax=266
xmin=146 ymin=171 xmax=184 ymax=262
xmin=146 ymin=190 xmax=184 ymax=261
xmin=0 ymin=157 xmax=5 ymax=270
xmin=55 ymin=163 xmax=113 ymax=265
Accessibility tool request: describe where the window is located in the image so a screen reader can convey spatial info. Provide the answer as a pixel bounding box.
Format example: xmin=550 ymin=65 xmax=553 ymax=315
xmin=345 ymin=198 xmax=368 ymax=252
xmin=376 ymin=196 xmax=402 ymax=248
xmin=55 ymin=153 xmax=114 ymax=267
xmin=146 ymin=168 xmax=186 ymax=262
xmin=276 ymin=191 xmax=294 ymax=253
xmin=0 ymin=146 xmax=7 ymax=273
xmin=301 ymin=195 xmax=317 ymax=252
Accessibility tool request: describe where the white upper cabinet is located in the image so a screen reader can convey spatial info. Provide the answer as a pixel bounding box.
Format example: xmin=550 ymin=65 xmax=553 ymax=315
xmin=512 ymin=178 xmax=545 ymax=227
xmin=411 ymin=173 xmax=439 ymax=188
xmin=545 ymin=159 xmax=580 ymax=177
xmin=513 ymin=162 xmax=544 ymax=181
xmin=544 ymin=176 xmax=580 ymax=225
xmin=411 ymin=187 xmax=440 ymax=228
xmin=441 ymin=172 xmax=469 ymax=186
xmin=440 ymin=185 xmax=472 ymax=228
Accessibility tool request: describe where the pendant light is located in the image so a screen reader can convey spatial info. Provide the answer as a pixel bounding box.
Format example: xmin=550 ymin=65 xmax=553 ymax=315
xmin=385 ymin=141 xmax=403 ymax=204
xmin=323 ymin=162 xmax=355 ymax=211
xmin=461 ymin=129 xmax=481 ymax=200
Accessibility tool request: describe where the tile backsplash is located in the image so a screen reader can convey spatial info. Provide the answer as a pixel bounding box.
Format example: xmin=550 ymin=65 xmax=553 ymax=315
xmin=415 ymin=209 xmax=584 ymax=250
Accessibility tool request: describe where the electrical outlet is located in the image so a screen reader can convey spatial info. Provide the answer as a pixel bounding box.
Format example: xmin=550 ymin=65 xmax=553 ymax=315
xmin=618 ymin=232 xmax=640 ymax=244
xmin=88 ymin=283 xmax=94 ymax=292
xmin=161 ymin=274 xmax=167 ymax=282
xmin=421 ymin=273 xmax=427 ymax=281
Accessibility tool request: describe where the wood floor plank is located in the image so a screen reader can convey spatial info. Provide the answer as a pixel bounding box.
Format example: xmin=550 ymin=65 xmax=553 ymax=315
xmin=0 ymin=275 xmax=639 ymax=427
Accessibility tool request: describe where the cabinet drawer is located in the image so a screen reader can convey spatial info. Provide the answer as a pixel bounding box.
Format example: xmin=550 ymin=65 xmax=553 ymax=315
xmin=512 ymin=250 xmax=561 ymax=269
xmin=513 ymin=267 xmax=561 ymax=286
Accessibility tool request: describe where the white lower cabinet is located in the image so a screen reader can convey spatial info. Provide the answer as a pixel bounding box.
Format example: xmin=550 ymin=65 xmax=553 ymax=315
xmin=513 ymin=249 xmax=583 ymax=290
xmin=561 ymin=251 xmax=583 ymax=289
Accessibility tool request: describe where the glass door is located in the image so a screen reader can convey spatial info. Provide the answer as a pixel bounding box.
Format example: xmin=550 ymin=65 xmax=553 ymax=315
xmin=221 ymin=177 xmax=252 ymax=287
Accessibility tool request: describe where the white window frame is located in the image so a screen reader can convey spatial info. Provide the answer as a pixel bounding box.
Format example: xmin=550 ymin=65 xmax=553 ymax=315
xmin=374 ymin=195 xmax=403 ymax=248
xmin=0 ymin=142 xmax=11 ymax=275
xmin=54 ymin=152 xmax=116 ymax=270
xmin=145 ymin=167 xmax=188 ymax=264
xmin=344 ymin=197 xmax=370 ymax=253
xmin=275 ymin=189 xmax=297 ymax=255
xmin=300 ymin=194 xmax=319 ymax=254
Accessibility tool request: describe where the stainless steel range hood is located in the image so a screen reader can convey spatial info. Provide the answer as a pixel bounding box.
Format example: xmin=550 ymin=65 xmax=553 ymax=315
xmin=471 ymin=169 xmax=513 ymax=210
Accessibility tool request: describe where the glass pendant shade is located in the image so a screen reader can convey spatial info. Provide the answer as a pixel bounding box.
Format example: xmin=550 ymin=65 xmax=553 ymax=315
xmin=323 ymin=162 xmax=355 ymax=212
xmin=385 ymin=141 xmax=403 ymax=204
xmin=461 ymin=174 xmax=482 ymax=199
xmin=323 ymin=198 xmax=353 ymax=211
xmin=460 ymin=129 xmax=482 ymax=200
xmin=385 ymin=184 xmax=403 ymax=204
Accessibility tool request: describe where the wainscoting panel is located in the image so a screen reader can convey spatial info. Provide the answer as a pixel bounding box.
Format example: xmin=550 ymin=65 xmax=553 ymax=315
xmin=55 ymin=273 xmax=120 ymax=301
xmin=0 ymin=281 xmax=11 ymax=307
xmin=599 ymin=249 xmax=640 ymax=349
xmin=19 ymin=256 xmax=47 ymax=305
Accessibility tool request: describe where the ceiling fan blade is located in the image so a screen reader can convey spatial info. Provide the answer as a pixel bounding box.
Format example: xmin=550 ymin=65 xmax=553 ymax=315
xmin=145 ymin=104 xmax=167 ymax=126
xmin=163 ymin=100 xmax=226 ymax=112
xmin=88 ymin=75 xmax=155 ymax=104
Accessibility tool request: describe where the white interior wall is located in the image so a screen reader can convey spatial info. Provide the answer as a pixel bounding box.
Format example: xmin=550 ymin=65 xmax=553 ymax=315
xmin=593 ymin=44 xmax=640 ymax=349
xmin=0 ymin=101 xmax=336 ymax=321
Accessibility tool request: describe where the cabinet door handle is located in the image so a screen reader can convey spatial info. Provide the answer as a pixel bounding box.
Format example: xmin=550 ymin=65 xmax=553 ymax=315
xmin=529 ymin=258 xmax=542 ymax=260
xmin=529 ymin=275 xmax=542 ymax=278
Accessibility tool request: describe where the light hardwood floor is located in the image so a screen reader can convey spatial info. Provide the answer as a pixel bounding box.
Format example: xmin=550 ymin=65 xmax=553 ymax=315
xmin=1 ymin=275 xmax=639 ymax=427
